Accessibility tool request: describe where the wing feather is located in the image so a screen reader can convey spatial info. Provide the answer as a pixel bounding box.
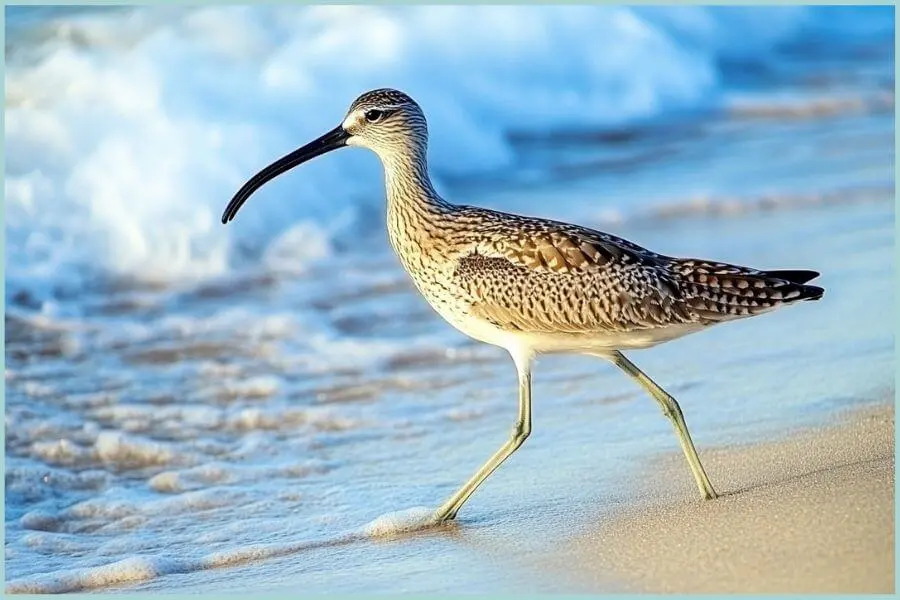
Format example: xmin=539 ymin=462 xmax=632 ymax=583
xmin=448 ymin=207 xmax=821 ymax=335
xmin=453 ymin=226 xmax=693 ymax=334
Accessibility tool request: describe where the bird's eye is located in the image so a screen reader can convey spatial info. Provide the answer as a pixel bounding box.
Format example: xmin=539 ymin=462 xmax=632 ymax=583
xmin=364 ymin=109 xmax=384 ymax=123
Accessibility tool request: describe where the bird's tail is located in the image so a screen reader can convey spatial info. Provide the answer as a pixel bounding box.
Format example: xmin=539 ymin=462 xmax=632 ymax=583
xmin=761 ymin=269 xmax=822 ymax=286
xmin=670 ymin=260 xmax=824 ymax=322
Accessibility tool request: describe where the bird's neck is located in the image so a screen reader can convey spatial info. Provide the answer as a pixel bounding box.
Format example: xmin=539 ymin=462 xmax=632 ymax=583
xmin=383 ymin=148 xmax=451 ymax=223
xmin=381 ymin=148 xmax=455 ymax=264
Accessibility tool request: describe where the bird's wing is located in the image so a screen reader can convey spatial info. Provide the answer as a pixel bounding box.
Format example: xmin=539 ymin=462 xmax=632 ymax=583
xmin=451 ymin=209 xmax=822 ymax=335
xmin=452 ymin=215 xmax=696 ymax=334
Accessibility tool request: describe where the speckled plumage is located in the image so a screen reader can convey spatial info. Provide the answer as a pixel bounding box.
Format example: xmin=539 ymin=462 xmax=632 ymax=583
xmin=449 ymin=212 xmax=823 ymax=336
xmin=380 ymin=183 xmax=822 ymax=353
xmin=223 ymin=88 xmax=825 ymax=524
xmin=339 ymin=90 xmax=824 ymax=353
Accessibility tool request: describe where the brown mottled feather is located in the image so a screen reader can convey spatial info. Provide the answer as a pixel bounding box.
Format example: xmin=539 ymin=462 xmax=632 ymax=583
xmin=450 ymin=208 xmax=823 ymax=335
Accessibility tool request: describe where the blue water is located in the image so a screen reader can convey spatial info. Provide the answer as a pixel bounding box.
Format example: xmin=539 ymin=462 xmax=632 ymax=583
xmin=4 ymin=5 xmax=895 ymax=593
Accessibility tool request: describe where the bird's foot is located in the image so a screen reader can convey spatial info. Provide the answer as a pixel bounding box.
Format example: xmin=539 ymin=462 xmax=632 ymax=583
xmin=431 ymin=506 xmax=458 ymax=525
xmin=702 ymin=487 xmax=720 ymax=501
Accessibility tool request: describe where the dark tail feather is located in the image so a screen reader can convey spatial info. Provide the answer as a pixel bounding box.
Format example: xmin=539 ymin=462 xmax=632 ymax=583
xmin=673 ymin=260 xmax=825 ymax=322
xmin=763 ymin=269 xmax=820 ymax=285
xmin=764 ymin=270 xmax=824 ymax=301
xmin=795 ymin=282 xmax=825 ymax=301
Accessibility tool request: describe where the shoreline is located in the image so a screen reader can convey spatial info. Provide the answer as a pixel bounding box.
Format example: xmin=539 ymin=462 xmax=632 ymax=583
xmin=560 ymin=401 xmax=895 ymax=593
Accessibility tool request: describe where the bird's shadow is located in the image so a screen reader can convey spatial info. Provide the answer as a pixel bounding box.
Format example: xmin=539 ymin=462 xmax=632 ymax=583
xmin=713 ymin=454 xmax=889 ymax=499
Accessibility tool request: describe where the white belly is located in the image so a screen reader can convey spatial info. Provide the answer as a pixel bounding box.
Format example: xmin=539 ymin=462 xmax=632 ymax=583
xmin=440 ymin=307 xmax=706 ymax=357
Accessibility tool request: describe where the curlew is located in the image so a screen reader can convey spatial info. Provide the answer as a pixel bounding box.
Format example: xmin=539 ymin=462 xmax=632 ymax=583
xmin=221 ymin=89 xmax=824 ymax=523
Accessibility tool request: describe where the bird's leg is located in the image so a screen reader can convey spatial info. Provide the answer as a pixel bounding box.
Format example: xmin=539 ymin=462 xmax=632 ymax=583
xmin=610 ymin=351 xmax=719 ymax=500
xmin=433 ymin=352 xmax=533 ymax=523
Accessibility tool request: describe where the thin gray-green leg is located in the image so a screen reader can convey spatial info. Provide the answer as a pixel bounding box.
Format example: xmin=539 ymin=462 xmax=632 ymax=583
xmin=610 ymin=350 xmax=718 ymax=500
xmin=433 ymin=351 xmax=533 ymax=523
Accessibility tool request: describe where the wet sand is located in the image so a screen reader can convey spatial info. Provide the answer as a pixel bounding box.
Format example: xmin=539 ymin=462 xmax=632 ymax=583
xmin=564 ymin=401 xmax=895 ymax=593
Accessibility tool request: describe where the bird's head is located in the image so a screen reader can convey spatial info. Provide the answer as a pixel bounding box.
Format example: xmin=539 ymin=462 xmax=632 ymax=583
xmin=221 ymin=88 xmax=427 ymax=224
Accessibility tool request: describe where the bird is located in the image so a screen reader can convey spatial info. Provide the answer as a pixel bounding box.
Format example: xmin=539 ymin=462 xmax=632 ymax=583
xmin=221 ymin=88 xmax=824 ymax=524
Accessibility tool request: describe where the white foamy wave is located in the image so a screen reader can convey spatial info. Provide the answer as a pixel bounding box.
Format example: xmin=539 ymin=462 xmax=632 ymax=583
xmin=5 ymin=533 xmax=362 ymax=593
xmin=362 ymin=506 xmax=438 ymax=537
xmin=5 ymin=6 xmax=887 ymax=295
xmin=6 ymin=556 xmax=173 ymax=594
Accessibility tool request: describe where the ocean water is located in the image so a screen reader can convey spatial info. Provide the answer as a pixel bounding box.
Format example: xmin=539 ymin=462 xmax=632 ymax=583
xmin=4 ymin=5 xmax=895 ymax=593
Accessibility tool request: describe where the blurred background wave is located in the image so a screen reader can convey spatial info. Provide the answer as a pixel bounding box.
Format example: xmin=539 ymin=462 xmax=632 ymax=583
xmin=6 ymin=5 xmax=893 ymax=297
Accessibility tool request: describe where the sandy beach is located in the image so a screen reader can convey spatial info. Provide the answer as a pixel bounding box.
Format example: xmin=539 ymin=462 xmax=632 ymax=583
xmin=563 ymin=401 xmax=895 ymax=594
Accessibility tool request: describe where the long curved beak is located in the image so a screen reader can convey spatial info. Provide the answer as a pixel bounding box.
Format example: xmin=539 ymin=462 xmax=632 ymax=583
xmin=221 ymin=125 xmax=350 ymax=224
